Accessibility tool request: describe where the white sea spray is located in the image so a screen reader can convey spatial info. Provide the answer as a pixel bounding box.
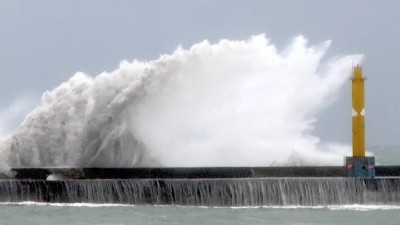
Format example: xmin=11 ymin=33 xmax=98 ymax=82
xmin=0 ymin=35 xmax=362 ymax=171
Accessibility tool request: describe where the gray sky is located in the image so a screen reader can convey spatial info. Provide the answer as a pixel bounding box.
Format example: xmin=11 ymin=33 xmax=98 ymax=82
xmin=0 ymin=0 xmax=399 ymax=146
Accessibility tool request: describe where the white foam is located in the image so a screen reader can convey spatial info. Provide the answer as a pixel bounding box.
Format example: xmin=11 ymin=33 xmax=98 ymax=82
xmin=0 ymin=201 xmax=135 ymax=207
xmin=0 ymin=34 xmax=362 ymax=169
xmin=327 ymin=204 xmax=400 ymax=211
xmin=215 ymin=205 xmax=400 ymax=211
xmin=1 ymin=202 xmax=398 ymax=211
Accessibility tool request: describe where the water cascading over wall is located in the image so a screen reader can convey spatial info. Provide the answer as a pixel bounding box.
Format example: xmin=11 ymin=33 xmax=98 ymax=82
xmin=1 ymin=178 xmax=400 ymax=206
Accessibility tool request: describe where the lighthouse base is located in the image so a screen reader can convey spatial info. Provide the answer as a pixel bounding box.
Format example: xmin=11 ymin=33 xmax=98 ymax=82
xmin=345 ymin=156 xmax=375 ymax=178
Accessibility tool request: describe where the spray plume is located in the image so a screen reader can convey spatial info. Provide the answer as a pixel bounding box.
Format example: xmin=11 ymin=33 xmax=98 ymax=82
xmin=0 ymin=35 xmax=362 ymax=171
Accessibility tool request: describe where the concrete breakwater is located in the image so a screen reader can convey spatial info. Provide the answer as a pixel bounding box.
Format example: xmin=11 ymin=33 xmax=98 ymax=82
xmin=0 ymin=167 xmax=400 ymax=206
xmin=6 ymin=166 xmax=400 ymax=179
xmin=0 ymin=178 xmax=399 ymax=206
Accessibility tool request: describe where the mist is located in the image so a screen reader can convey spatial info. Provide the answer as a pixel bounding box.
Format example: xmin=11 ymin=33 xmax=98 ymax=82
xmin=0 ymin=35 xmax=362 ymax=171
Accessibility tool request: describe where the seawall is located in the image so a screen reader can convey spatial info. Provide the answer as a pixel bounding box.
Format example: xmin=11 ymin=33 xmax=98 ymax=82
xmin=1 ymin=178 xmax=399 ymax=206
xmin=2 ymin=167 xmax=400 ymax=206
xmin=6 ymin=166 xmax=400 ymax=179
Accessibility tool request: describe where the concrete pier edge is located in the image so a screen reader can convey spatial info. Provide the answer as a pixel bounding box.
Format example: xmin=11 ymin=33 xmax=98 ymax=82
xmin=2 ymin=166 xmax=400 ymax=179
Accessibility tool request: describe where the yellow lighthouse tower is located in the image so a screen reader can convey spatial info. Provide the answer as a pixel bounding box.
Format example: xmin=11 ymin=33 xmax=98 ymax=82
xmin=345 ymin=66 xmax=375 ymax=177
xmin=352 ymin=66 xmax=366 ymax=157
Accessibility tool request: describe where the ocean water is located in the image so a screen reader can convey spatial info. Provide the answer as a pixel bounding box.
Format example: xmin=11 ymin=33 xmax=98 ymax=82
xmin=1 ymin=203 xmax=400 ymax=225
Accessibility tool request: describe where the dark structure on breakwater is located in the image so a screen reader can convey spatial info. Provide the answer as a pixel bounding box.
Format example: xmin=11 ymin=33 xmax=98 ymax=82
xmin=7 ymin=166 xmax=400 ymax=179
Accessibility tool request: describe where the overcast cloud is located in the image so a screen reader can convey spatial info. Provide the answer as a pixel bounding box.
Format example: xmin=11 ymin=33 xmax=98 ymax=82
xmin=0 ymin=0 xmax=399 ymax=146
